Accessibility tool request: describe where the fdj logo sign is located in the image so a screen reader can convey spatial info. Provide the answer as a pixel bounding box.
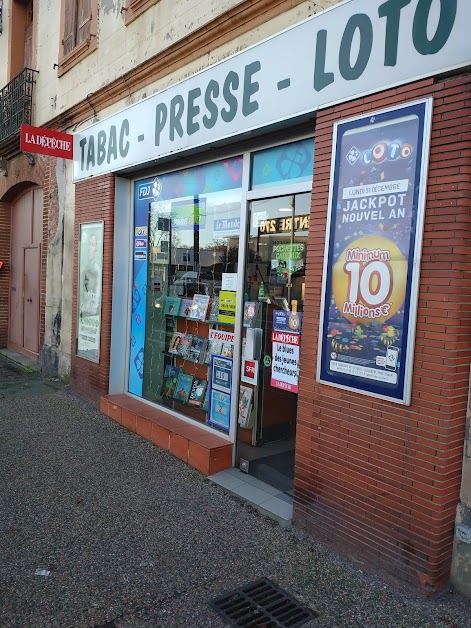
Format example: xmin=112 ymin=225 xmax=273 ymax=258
xmin=138 ymin=177 xmax=162 ymax=200
xmin=348 ymin=141 xmax=412 ymax=166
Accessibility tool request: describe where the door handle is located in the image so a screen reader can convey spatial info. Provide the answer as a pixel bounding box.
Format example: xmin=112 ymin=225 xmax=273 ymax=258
xmin=27 ymin=298 xmax=32 ymax=303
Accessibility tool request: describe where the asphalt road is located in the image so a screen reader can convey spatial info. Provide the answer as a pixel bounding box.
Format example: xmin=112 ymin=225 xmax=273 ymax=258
xmin=0 ymin=354 xmax=470 ymax=627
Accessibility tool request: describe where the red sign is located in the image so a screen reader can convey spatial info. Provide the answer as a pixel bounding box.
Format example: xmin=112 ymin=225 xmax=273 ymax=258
xmin=20 ymin=124 xmax=73 ymax=160
xmin=241 ymin=358 xmax=258 ymax=386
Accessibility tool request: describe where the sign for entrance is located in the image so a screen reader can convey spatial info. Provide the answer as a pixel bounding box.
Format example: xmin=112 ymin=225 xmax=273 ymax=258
xmin=318 ymin=100 xmax=432 ymax=404
xmin=20 ymin=124 xmax=73 ymax=159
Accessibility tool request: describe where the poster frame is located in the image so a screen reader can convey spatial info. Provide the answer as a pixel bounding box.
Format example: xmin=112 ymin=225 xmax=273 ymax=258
xmin=317 ymin=98 xmax=433 ymax=405
xmin=77 ymin=220 xmax=104 ymax=363
xmin=208 ymin=354 xmax=233 ymax=432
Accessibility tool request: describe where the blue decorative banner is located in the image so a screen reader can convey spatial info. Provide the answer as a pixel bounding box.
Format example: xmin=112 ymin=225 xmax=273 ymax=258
xmin=318 ymin=100 xmax=432 ymax=404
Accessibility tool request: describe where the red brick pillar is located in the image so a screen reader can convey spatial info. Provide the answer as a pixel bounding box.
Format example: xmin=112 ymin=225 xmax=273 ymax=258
xmin=70 ymin=174 xmax=115 ymax=405
xmin=296 ymin=74 xmax=471 ymax=593
xmin=0 ymin=201 xmax=11 ymax=347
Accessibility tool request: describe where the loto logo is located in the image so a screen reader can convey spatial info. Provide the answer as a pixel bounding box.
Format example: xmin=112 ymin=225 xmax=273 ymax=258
xmin=347 ymin=141 xmax=413 ymax=166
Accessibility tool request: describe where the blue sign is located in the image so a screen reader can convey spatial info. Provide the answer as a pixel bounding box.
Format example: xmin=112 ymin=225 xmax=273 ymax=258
xmin=273 ymin=310 xmax=302 ymax=334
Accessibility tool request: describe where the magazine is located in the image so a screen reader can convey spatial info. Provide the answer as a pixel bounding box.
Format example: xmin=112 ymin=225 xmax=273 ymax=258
xmin=220 ymin=342 xmax=233 ymax=358
xmin=238 ymin=385 xmax=253 ymax=427
xmin=243 ymin=301 xmax=260 ymax=328
xmin=177 ymin=333 xmax=193 ymax=357
xmin=168 ymin=332 xmax=183 ymax=354
xmin=188 ymin=378 xmax=208 ymax=407
xmin=178 ymin=298 xmax=194 ymax=318
xmin=188 ymin=336 xmax=208 ymax=363
xmin=204 ymin=338 xmax=223 ymax=365
xmin=161 ymin=365 xmax=181 ymax=398
xmin=164 ymin=297 xmax=182 ymax=316
xmin=207 ymin=297 xmax=220 ymax=322
xmin=188 ymin=294 xmax=211 ymax=321
xmin=202 ymin=386 xmax=210 ymax=412
xmin=173 ymin=372 xmax=194 ymax=404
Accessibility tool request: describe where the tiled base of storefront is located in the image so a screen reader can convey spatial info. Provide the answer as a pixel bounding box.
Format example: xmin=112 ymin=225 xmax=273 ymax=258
xmin=100 ymin=394 xmax=232 ymax=475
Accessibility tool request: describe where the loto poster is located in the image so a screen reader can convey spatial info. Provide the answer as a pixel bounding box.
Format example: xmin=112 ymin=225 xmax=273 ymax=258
xmin=318 ymin=100 xmax=432 ymax=404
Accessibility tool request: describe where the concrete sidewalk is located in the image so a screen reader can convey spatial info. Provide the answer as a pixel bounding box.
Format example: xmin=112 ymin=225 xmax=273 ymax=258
xmin=0 ymin=355 xmax=470 ymax=627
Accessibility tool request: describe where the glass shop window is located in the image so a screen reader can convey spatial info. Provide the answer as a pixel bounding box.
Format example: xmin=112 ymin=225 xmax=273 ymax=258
xmin=129 ymin=157 xmax=243 ymax=431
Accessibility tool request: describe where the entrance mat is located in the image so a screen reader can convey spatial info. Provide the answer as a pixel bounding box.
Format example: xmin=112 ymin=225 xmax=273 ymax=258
xmin=249 ymin=450 xmax=295 ymax=494
xmin=210 ymin=578 xmax=318 ymax=627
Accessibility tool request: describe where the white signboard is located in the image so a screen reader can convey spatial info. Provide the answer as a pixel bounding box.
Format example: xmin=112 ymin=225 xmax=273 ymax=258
xmin=271 ymin=331 xmax=300 ymax=393
xmin=74 ymin=0 xmax=470 ymax=181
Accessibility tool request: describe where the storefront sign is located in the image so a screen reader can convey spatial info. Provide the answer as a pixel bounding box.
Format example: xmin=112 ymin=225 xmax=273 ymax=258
xmin=74 ymin=0 xmax=469 ymax=181
xmin=214 ymin=217 xmax=241 ymax=236
xmin=77 ymin=221 xmax=104 ymax=362
xmin=257 ymin=215 xmax=309 ymax=235
xmin=271 ymin=331 xmax=300 ymax=393
xmin=318 ymin=100 xmax=432 ymax=404
xmin=21 ymin=124 xmax=73 ymax=159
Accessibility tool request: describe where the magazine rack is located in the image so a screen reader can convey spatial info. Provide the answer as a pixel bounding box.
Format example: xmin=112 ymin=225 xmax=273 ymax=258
xmin=161 ymin=293 xmax=234 ymax=424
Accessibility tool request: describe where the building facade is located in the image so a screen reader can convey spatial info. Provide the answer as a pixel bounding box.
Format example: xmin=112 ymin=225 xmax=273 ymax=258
xmin=0 ymin=0 xmax=470 ymax=596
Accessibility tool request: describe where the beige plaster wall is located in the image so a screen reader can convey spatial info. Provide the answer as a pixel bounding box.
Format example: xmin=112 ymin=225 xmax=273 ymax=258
xmin=32 ymin=0 xmax=339 ymax=128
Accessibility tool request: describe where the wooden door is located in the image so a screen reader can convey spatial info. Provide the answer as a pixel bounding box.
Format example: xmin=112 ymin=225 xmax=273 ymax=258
xmin=8 ymin=188 xmax=42 ymax=359
xmin=23 ymin=246 xmax=40 ymax=353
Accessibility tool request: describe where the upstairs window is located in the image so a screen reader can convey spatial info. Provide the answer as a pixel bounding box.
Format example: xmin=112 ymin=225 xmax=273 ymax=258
xmin=58 ymin=0 xmax=97 ymax=75
xmin=123 ymin=0 xmax=159 ymax=26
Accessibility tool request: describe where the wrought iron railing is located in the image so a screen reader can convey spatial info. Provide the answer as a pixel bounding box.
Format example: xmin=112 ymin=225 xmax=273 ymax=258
xmin=0 ymin=68 xmax=38 ymax=145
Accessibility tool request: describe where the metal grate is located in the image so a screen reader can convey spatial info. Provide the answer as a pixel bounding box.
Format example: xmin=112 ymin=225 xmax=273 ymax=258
xmin=0 ymin=68 xmax=38 ymax=144
xmin=210 ymin=578 xmax=318 ymax=627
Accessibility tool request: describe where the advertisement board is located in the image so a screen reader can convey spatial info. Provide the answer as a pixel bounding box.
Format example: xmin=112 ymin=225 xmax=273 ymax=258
xmin=318 ymin=100 xmax=432 ymax=404
xmin=77 ymin=221 xmax=104 ymax=362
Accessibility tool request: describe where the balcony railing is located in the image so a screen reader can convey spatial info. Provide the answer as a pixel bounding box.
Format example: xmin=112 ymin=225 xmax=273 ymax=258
xmin=0 ymin=68 xmax=39 ymax=158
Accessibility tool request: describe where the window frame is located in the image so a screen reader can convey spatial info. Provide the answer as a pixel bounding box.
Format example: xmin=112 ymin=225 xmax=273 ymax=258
xmin=57 ymin=0 xmax=97 ymax=76
xmin=122 ymin=0 xmax=159 ymax=27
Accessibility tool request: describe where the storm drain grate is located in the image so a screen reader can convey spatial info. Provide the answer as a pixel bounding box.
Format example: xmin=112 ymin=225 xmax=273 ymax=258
xmin=210 ymin=578 xmax=318 ymax=627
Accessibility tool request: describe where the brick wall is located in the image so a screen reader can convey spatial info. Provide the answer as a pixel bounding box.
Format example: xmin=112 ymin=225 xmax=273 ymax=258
xmin=296 ymin=74 xmax=471 ymax=593
xmin=70 ymin=174 xmax=115 ymax=405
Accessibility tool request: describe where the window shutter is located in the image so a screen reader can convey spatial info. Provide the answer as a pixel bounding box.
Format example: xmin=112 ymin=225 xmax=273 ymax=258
xmin=77 ymin=0 xmax=91 ymax=45
xmin=62 ymin=0 xmax=77 ymax=55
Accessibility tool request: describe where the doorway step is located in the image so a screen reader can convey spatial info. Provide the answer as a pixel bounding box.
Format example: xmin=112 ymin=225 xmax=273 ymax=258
xmin=208 ymin=467 xmax=293 ymax=527
xmin=100 ymin=394 xmax=232 ymax=475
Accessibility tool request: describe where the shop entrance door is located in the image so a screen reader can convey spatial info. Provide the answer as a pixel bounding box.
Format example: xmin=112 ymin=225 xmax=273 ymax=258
xmin=237 ymin=193 xmax=310 ymax=495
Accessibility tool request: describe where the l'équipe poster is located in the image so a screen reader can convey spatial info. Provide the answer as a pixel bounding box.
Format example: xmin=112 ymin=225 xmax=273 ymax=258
xmin=318 ymin=100 xmax=432 ymax=404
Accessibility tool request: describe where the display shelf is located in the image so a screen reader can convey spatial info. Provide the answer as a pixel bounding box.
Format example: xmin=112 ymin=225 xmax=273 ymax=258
xmin=163 ymin=350 xmax=208 ymax=366
xmin=161 ymin=395 xmax=208 ymax=413
xmin=165 ymin=314 xmax=234 ymax=327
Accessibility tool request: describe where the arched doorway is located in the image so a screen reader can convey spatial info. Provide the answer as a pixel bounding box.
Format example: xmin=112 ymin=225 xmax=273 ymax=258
xmin=8 ymin=187 xmax=43 ymax=360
